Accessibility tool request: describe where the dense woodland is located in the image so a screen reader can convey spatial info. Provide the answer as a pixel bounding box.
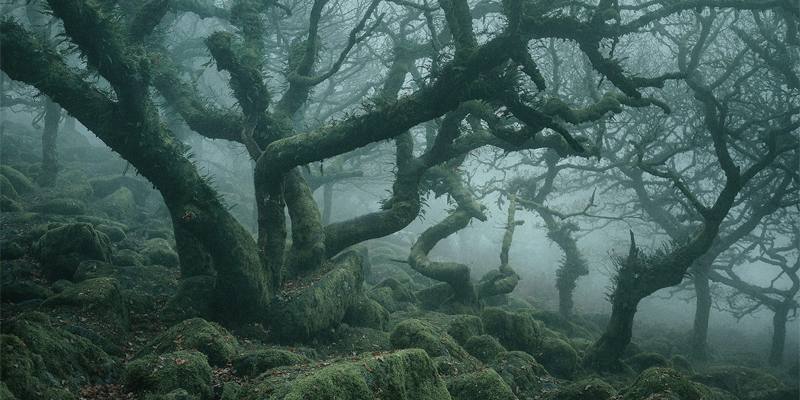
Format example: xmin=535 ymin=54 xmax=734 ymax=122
xmin=0 ymin=0 xmax=798 ymax=399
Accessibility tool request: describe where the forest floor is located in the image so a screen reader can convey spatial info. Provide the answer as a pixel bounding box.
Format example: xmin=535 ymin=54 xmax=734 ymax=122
xmin=1 ymin=122 xmax=798 ymax=399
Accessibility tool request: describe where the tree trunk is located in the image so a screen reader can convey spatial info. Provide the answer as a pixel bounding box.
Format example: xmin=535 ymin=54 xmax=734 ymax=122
xmin=691 ymin=266 xmax=712 ymax=361
xmin=769 ymin=305 xmax=788 ymax=366
xmin=584 ymin=290 xmax=639 ymax=371
xmin=322 ymin=182 xmax=333 ymax=225
xmin=38 ymin=98 xmax=60 ymax=186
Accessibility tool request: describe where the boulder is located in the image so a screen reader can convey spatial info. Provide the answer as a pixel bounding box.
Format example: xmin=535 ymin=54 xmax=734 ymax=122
xmin=137 ymin=318 xmax=238 ymax=367
xmin=96 ymin=187 xmax=137 ymax=221
xmin=491 ymin=351 xmax=551 ymax=399
xmin=536 ymin=337 xmax=579 ymax=379
xmin=544 ymin=378 xmax=616 ymax=400
xmin=447 ymin=369 xmax=516 ymax=400
xmin=123 ymin=350 xmax=213 ymax=400
xmin=447 ymin=315 xmax=484 ymax=346
xmin=233 ymin=349 xmax=310 ymax=378
xmin=30 ymin=198 xmax=87 ymax=215
xmin=36 ymin=223 xmax=112 ymax=280
xmin=43 ymin=277 xmax=129 ymax=332
xmin=481 ymin=307 xmax=542 ymax=355
xmin=0 ymin=280 xmax=52 ymax=303
xmin=464 ymin=335 xmax=506 ymax=363
xmin=622 ymin=367 xmax=712 ymax=400
xmin=142 ymin=238 xmax=180 ymax=268
xmin=390 ymin=319 xmax=470 ymax=362
xmin=343 ymin=295 xmax=389 ymax=330
xmin=0 ymin=165 xmax=34 ymax=194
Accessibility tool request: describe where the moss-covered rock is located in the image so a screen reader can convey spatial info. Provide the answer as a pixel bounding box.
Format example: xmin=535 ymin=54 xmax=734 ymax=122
xmin=89 ymin=175 xmax=151 ymax=204
xmin=622 ymin=367 xmax=712 ymax=400
xmin=36 ymin=222 xmax=112 ymax=280
xmin=0 ymin=195 xmax=22 ymax=212
xmin=0 ymin=280 xmax=52 ymax=303
xmin=96 ymin=224 xmax=127 ymax=242
xmin=123 ymin=350 xmax=213 ymax=400
xmin=544 ymin=378 xmax=616 ymax=400
xmin=536 ymin=337 xmax=579 ymax=379
xmin=0 ymin=382 xmax=16 ymax=400
xmin=343 ymin=294 xmax=390 ymax=330
xmin=243 ymin=349 xmax=450 ymax=400
xmin=163 ymin=275 xmax=216 ymax=321
xmin=481 ymin=307 xmax=542 ymax=355
xmin=96 ymin=187 xmax=137 ymax=221
xmin=233 ymin=348 xmax=310 ymax=377
xmin=691 ymin=365 xmax=786 ymax=400
xmin=490 ymin=351 xmax=550 ymax=399
xmin=138 ymin=318 xmax=238 ymax=366
xmin=0 ymin=174 xmax=19 ymax=200
xmin=112 ymin=248 xmax=145 ymax=266
xmin=626 ymin=352 xmax=670 ymax=373
xmin=670 ymin=355 xmax=694 ymax=374
xmin=321 ymin=325 xmax=391 ymax=356
xmin=447 ymin=315 xmax=484 ymax=346
xmin=30 ymin=198 xmax=87 ymax=215
xmin=464 ymin=335 xmax=506 ymax=363
xmin=0 ymin=334 xmax=36 ymax=399
xmin=142 ymin=238 xmax=180 ymax=268
xmin=43 ymin=277 xmax=129 ymax=332
xmin=447 ymin=368 xmax=516 ymax=400
xmin=416 ymin=283 xmax=455 ymax=310
xmin=368 ymin=278 xmax=417 ymax=312
xmin=0 ymin=165 xmax=35 ymax=194
xmin=390 ymin=319 xmax=470 ymax=361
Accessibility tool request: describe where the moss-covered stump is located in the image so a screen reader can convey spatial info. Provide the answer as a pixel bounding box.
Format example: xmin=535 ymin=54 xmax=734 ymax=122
xmin=343 ymin=294 xmax=390 ymax=330
xmin=490 ymin=351 xmax=551 ymax=399
xmin=43 ymin=277 xmax=130 ymax=332
xmin=30 ymin=198 xmax=87 ymax=215
xmin=622 ymin=367 xmax=712 ymax=400
xmin=123 ymin=350 xmax=213 ymax=400
xmin=464 ymin=335 xmax=506 ymax=363
xmin=35 ymin=222 xmax=112 ymax=280
xmin=233 ymin=348 xmax=310 ymax=378
xmin=536 ymin=337 xmax=579 ymax=379
xmin=544 ymin=378 xmax=616 ymax=400
xmin=0 ymin=280 xmax=52 ymax=303
xmin=0 ymin=165 xmax=35 ymax=194
xmin=137 ymin=318 xmax=239 ymax=367
xmin=268 ymin=252 xmax=364 ymax=342
xmin=447 ymin=314 xmax=484 ymax=346
xmin=691 ymin=366 xmax=787 ymax=400
xmin=368 ymin=278 xmax=417 ymax=312
xmin=142 ymin=238 xmax=180 ymax=268
xmin=447 ymin=369 xmax=517 ymax=400
xmin=626 ymin=352 xmax=670 ymax=373
xmin=481 ymin=307 xmax=542 ymax=355
xmin=1 ymin=312 xmax=117 ymax=397
xmin=390 ymin=319 xmax=471 ymax=362
xmin=242 ymin=349 xmax=451 ymax=400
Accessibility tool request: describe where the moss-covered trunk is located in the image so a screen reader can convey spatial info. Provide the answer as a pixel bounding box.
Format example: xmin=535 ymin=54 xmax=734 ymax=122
xmin=768 ymin=305 xmax=788 ymax=366
xmin=38 ymin=98 xmax=60 ymax=187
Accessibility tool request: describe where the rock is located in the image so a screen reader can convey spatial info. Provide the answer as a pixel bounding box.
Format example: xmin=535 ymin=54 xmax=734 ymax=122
xmin=416 ymin=283 xmax=455 ymax=310
xmin=536 ymin=337 xmax=579 ymax=379
xmin=447 ymin=315 xmax=484 ymax=346
xmin=137 ymin=318 xmax=238 ymax=367
xmin=31 ymin=198 xmax=87 ymax=215
xmin=343 ymin=295 xmax=389 ymax=330
xmin=89 ymin=175 xmax=151 ymax=204
xmin=0 ymin=281 xmax=52 ymax=303
xmin=123 ymin=350 xmax=213 ymax=400
xmin=113 ymin=249 xmax=145 ymax=266
xmin=43 ymin=277 xmax=129 ymax=332
xmin=0 ymin=335 xmax=36 ymax=399
xmin=243 ymin=349 xmax=450 ymax=400
xmin=544 ymin=378 xmax=616 ymax=400
xmin=96 ymin=187 xmax=137 ymax=221
xmin=143 ymin=238 xmax=180 ymax=267
xmin=491 ymin=351 xmax=550 ymax=399
xmin=164 ymin=276 xmax=216 ymax=321
xmin=0 ymin=174 xmax=19 ymax=200
xmin=0 ymin=195 xmax=22 ymax=212
xmin=368 ymin=283 xmax=416 ymax=313
xmin=96 ymin=224 xmax=127 ymax=242
xmin=0 ymin=165 xmax=35 ymax=194
xmin=481 ymin=307 xmax=542 ymax=355
xmin=670 ymin=355 xmax=694 ymax=374
xmin=233 ymin=349 xmax=310 ymax=377
xmin=691 ymin=365 xmax=787 ymax=400
xmin=626 ymin=352 xmax=670 ymax=373
xmin=0 ymin=240 xmax=25 ymax=260
xmin=36 ymin=223 xmax=112 ymax=281
xmin=321 ymin=325 xmax=391 ymax=355
xmin=447 ymin=368 xmax=517 ymax=400
xmin=623 ymin=367 xmax=712 ymax=400
xmin=464 ymin=335 xmax=506 ymax=363
xmin=390 ymin=319 xmax=470 ymax=362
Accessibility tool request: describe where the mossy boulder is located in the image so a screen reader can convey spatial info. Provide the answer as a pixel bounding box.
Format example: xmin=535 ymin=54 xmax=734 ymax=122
xmin=390 ymin=319 xmax=470 ymax=361
xmin=138 ymin=318 xmax=238 ymax=366
xmin=622 ymin=367 xmax=712 ymax=400
xmin=626 ymin=352 xmax=671 ymax=373
xmin=447 ymin=315 xmax=484 ymax=345
xmin=0 ymin=174 xmax=18 ymax=200
xmin=123 ymin=350 xmax=213 ymax=400
xmin=0 ymin=195 xmax=22 ymax=212
xmin=321 ymin=325 xmax=391 ymax=356
xmin=89 ymin=175 xmax=151 ymax=204
xmin=0 ymin=335 xmax=36 ymax=399
xmin=416 ymin=283 xmax=455 ymax=310
xmin=142 ymin=238 xmax=180 ymax=268
xmin=481 ymin=307 xmax=542 ymax=355
xmin=36 ymin=222 xmax=112 ymax=280
xmin=343 ymin=295 xmax=390 ymax=330
xmin=113 ymin=248 xmax=145 ymax=266
xmin=0 ymin=280 xmax=52 ymax=303
xmin=490 ymin=351 xmax=550 ymax=399
xmin=368 ymin=278 xmax=417 ymax=312
xmin=447 ymin=368 xmax=517 ymax=400
xmin=96 ymin=187 xmax=137 ymax=221
xmin=96 ymin=224 xmax=127 ymax=243
xmin=244 ymin=349 xmax=450 ymax=400
xmin=43 ymin=277 xmax=130 ymax=332
xmin=670 ymin=355 xmax=694 ymax=374
xmin=30 ymin=198 xmax=87 ymax=215
xmin=0 ymin=165 xmax=35 ymax=194
xmin=544 ymin=378 xmax=616 ymax=400
xmin=0 ymin=382 xmax=16 ymax=400
xmin=233 ymin=349 xmax=310 ymax=377
xmin=536 ymin=337 xmax=579 ymax=379
xmin=691 ymin=365 xmax=786 ymax=400
xmin=464 ymin=335 xmax=506 ymax=363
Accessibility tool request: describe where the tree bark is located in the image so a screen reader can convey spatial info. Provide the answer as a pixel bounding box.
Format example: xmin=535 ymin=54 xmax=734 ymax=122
xmin=38 ymin=98 xmax=60 ymax=187
xmin=691 ymin=263 xmax=712 ymax=362
xmin=769 ymin=305 xmax=788 ymax=366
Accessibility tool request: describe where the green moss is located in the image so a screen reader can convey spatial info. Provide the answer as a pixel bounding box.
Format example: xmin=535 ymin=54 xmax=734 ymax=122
xmin=390 ymin=319 xmax=470 ymax=361
xmin=416 ymin=283 xmax=455 ymax=310
xmin=124 ymin=350 xmax=213 ymax=400
xmin=35 ymin=222 xmax=112 ymax=280
xmin=490 ymin=351 xmax=550 ymax=399
xmin=447 ymin=315 xmax=484 ymax=345
xmin=343 ymin=294 xmax=389 ymax=330
xmin=0 ymin=335 xmax=36 ymax=399
xmin=96 ymin=223 xmax=127 ymax=242
xmin=138 ymin=318 xmax=239 ymax=366
xmin=320 ymin=325 xmax=391 ymax=356
xmin=537 ymin=337 xmax=579 ymax=379
xmin=0 ymin=195 xmax=22 ymax=212
xmin=368 ymin=278 xmax=417 ymax=312
xmin=622 ymin=367 xmax=712 ymax=400
xmin=670 ymin=355 xmax=694 ymax=374
xmin=233 ymin=348 xmax=310 ymax=377
xmin=0 ymin=175 xmax=19 ymax=199
xmin=30 ymin=198 xmax=87 ymax=215
xmin=626 ymin=352 xmax=670 ymax=373
xmin=112 ymin=248 xmax=145 ymax=266
xmin=544 ymin=378 xmax=616 ymax=400
xmin=481 ymin=307 xmax=542 ymax=355
xmin=0 ymin=382 xmax=16 ymax=400
xmin=142 ymin=238 xmax=180 ymax=267
xmin=44 ymin=277 xmax=129 ymax=332
xmin=0 ymin=280 xmax=52 ymax=303
xmin=447 ymin=368 xmax=516 ymax=400
xmin=0 ymin=165 xmax=35 ymax=194
xmin=691 ymin=365 xmax=786 ymax=399
xmin=464 ymin=335 xmax=505 ymax=363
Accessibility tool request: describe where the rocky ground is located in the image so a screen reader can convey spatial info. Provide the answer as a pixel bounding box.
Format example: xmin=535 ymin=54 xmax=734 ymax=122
xmin=1 ymin=123 xmax=798 ymax=399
